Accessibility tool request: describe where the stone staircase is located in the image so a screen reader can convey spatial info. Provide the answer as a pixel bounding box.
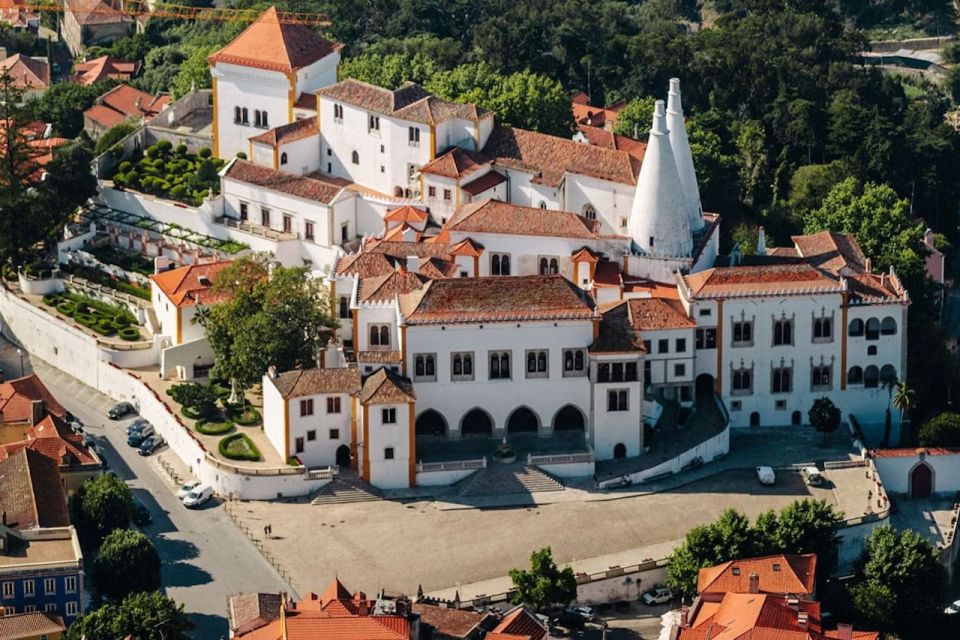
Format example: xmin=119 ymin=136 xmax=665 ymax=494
xmin=311 ymin=474 xmax=383 ymax=505
xmin=455 ymin=463 xmax=565 ymax=498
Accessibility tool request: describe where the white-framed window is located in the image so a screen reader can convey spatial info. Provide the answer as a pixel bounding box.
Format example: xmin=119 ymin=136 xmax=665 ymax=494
xmin=369 ymin=324 xmax=390 ymax=348
xmin=65 ymin=601 xmax=79 ymax=616
xmin=64 ymin=576 xmax=77 ymax=594
xmin=299 ymin=398 xmax=314 ymax=417
xmin=696 ymin=328 xmax=717 ymax=349
xmin=674 ymin=363 xmax=686 ymax=377
xmin=23 ymin=605 xmax=35 ymax=613
xmin=4 ymin=606 xmax=13 ymax=614
xmin=732 ymin=320 xmax=753 ymax=347
xmin=563 ymin=348 xmax=586 ymax=376
xmin=443 ymin=188 xmax=452 ymax=201
xmin=731 ymin=366 xmax=752 ymax=395
xmin=45 ymin=603 xmax=56 ymax=612
xmin=491 ymin=253 xmax=511 ymax=276
xmin=525 ymin=350 xmax=549 ymax=378
xmin=333 ymin=103 xmax=343 ymax=122
xmin=327 ymin=397 xmax=341 ymax=414
xmin=408 ymin=126 xmax=420 ymax=145
xmin=23 ymin=580 xmax=34 ymax=597
xmin=538 ymin=256 xmax=559 ymax=275
xmin=607 ymin=389 xmax=629 ymax=412
xmin=675 ymin=338 xmax=687 ymax=353
xmin=43 ymin=578 xmax=55 ymax=596
xmin=414 ymin=353 xmax=437 ymax=381
xmin=489 ymin=351 xmax=511 ymax=380
xmin=881 ymin=316 xmax=897 ymax=335
xmin=282 ymin=214 xmax=292 ymax=234
xmin=773 ymin=317 xmax=794 ymax=346
xmin=451 ymin=352 xmax=474 ymax=381
xmin=658 ymin=339 xmax=669 ymax=354
xmin=239 ymin=201 xmax=248 ymax=221
xmin=2 ymin=581 xmax=14 ymax=598
xmin=382 ymin=408 xmax=396 ymax=424
xmin=305 ymin=221 xmax=315 ymax=241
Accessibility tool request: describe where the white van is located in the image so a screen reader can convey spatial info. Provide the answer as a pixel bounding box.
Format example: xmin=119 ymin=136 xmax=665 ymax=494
xmin=182 ymin=484 xmax=214 ymax=508
xmin=801 ymin=466 xmax=824 ymax=486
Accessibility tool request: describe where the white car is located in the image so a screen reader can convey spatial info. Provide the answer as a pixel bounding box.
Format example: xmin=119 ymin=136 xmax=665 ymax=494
xmin=801 ymin=466 xmax=823 ymax=486
xmin=177 ymin=480 xmax=201 ymax=500
xmin=182 ymin=484 xmax=214 ymax=508
xmin=756 ymin=466 xmax=776 ymax=485
xmin=944 ymin=599 xmax=960 ymax=615
xmin=642 ymin=587 xmax=673 ymax=605
xmin=566 ymin=606 xmax=596 ymax=622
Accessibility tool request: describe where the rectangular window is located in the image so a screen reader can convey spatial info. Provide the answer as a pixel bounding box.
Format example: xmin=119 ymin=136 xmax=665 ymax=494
xmin=369 ymin=324 xmax=390 ymax=348
xmin=414 ymin=353 xmax=437 ymax=381
xmin=772 ymin=366 xmax=793 ymax=394
xmin=408 ymin=126 xmax=420 ymax=144
xmin=44 ymin=578 xmax=55 ymax=596
xmin=732 ymin=368 xmax=752 ymax=395
xmin=384 ymin=447 xmax=394 ymax=460
xmin=239 ymin=201 xmax=248 ymax=221
xmin=443 ymin=189 xmax=452 ymax=201
xmin=307 ymin=430 xmax=316 ymax=441
xmin=451 ymin=352 xmax=474 ymax=381
xmin=811 ymin=364 xmax=832 ymax=390
xmin=696 ymin=328 xmax=717 ymax=350
xmin=428 ymin=186 xmax=436 ymax=198
xmin=699 ymin=308 xmax=711 ymax=317
xmin=644 ymin=360 xmax=651 ymax=386
xmin=607 ymin=389 xmax=628 ymax=412
xmin=775 ymin=399 xmax=787 ymax=410
xmin=674 ymin=363 xmax=686 ymax=377
xmin=329 ymin=428 xmax=340 ymax=439
xmin=731 ymin=400 xmax=742 ymax=411
xmin=24 ymin=605 xmax=35 ymax=613
xmin=658 ymin=339 xmax=669 ymax=354
xmin=813 ymin=317 xmax=833 ymax=343
xmin=643 ymin=340 xmax=651 ymax=353
xmin=562 ymin=348 xmax=586 ymax=376
xmin=490 ymin=253 xmax=511 ymax=276
xmin=64 ymin=576 xmax=76 ymax=594
xmin=283 ymin=214 xmax=292 ymax=234
xmin=260 ymin=207 xmax=271 ymax=228
xmin=773 ymin=319 xmax=794 ymax=346
xmin=45 ymin=603 xmax=56 ymax=612
xmin=368 ymin=114 xmax=380 ymax=132
xmin=23 ymin=580 xmax=34 ymax=597
xmin=333 ymin=103 xmax=343 ymax=121
xmin=305 ymin=221 xmax=315 ymax=241
xmin=732 ymin=321 xmax=753 ymax=346
xmin=3 ymin=606 xmax=12 ymax=614
xmin=525 ymin=350 xmax=549 ymax=378
xmin=382 ymin=408 xmax=397 ymax=424
xmin=327 ymin=397 xmax=341 ymax=414
xmin=675 ymin=338 xmax=686 ymax=353
xmin=66 ymin=601 xmax=79 ymax=616
xmin=489 ymin=350 xmax=511 ymax=380
xmin=597 ymin=362 xmax=638 ymax=383
xmin=299 ymin=398 xmax=314 ymax=417
xmin=295 ymin=437 xmax=304 ymax=454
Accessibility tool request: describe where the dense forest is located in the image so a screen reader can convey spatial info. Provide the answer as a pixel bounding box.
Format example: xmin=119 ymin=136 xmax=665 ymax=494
xmin=51 ymin=0 xmax=960 ymax=422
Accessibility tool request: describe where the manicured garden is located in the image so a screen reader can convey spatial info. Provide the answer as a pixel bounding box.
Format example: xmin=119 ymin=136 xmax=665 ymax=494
xmin=167 ymin=381 xmax=263 ymax=461
xmin=42 ymin=291 xmax=142 ymax=341
xmin=88 ymin=245 xmax=155 ymax=277
xmin=61 ymin=263 xmax=151 ymax=301
xmin=219 ymin=433 xmax=261 ymax=462
xmin=109 ymin=141 xmax=225 ymax=207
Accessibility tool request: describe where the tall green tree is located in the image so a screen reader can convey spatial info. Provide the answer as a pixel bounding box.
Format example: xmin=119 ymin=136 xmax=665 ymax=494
xmin=666 ymin=508 xmax=757 ymax=597
xmin=198 ymin=255 xmax=338 ymax=405
xmin=808 ymin=397 xmax=841 ymax=446
xmin=73 ymin=474 xmax=133 ymax=544
xmin=340 ymin=51 xmax=440 ymax=89
xmin=66 ymin=592 xmax=194 ymax=640
xmin=509 ymin=547 xmax=577 ymax=611
xmin=769 ymin=499 xmax=841 ymax=578
xmin=918 ymin=412 xmax=960 ymax=447
xmin=613 ymin=97 xmax=655 ymax=139
xmin=92 ymin=529 xmax=162 ymax=601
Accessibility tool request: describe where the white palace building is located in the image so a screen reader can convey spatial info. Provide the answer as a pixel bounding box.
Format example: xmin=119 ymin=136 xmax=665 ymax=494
xmin=133 ymin=8 xmax=909 ymax=489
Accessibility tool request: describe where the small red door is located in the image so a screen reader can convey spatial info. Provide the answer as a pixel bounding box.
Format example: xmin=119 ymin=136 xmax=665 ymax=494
xmin=911 ymin=463 xmax=933 ymax=498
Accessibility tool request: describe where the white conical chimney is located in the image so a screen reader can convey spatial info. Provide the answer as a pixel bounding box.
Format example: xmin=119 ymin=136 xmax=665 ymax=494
xmin=666 ymin=78 xmax=704 ymax=232
xmin=757 ymin=226 xmax=766 ymax=255
xmin=627 ymin=100 xmax=693 ymax=257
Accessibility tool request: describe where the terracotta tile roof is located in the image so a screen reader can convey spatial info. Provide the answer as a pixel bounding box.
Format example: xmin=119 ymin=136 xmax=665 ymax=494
xmin=229 ymin=593 xmax=282 ymax=635
xmin=0 ymin=0 xmax=38 ymax=29
xmin=846 ymin=272 xmax=907 ymax=303
xmin=271 ymin=367 xmax=361 ymax=398
xmin=6 ymin=413 xmax=99 ymax=468
xmin=400 ymin=275 xmax=595 ymax=325
xmin=357 ymin=350 xmax=404 ymax=365
xmin=336 ymin=240 xmax=455 ymax=279
xmin=64 ymin=0 xmax=130 ymax=26
xmin=224 ymin=160 xmax=349 ymax=204
xmin=791 ymin=231 xmax=866 ymax=274
xmin=249 ymin=117 xmax=319 ymax=147
xmin=871 ymin=447 xmax=960 ymax=458
xmin=208 ymin=6 xmax=342 ymax=74
xmin=359 ymin=270 xmax=430 ymax=303
xmin=592 ymin=260 xmax=621 ymax=289
xmin=412 ymin=604 xmax=493 ymax=639
xmin=571 ymin=95 xmax=625 ymax=129
xmin=461 ymin=169 xmax=507 ymax=196
xmin=384 ymin=205 xmax=428 ymax=223
xmin=0 ymin=447 xmax=69 ymax=530
xmin=0 ymin=54 xmax=49 ymax=90
xmin=336 ymin=252 xmax=399 ymax=279
xmin=571 ymin=246 xmax=599 ymax=263
xmin=367 ymin=240 xmax=453 ymax=259
xmin=449 ymin=238 xmax=484 ymax=257
xmin=418 ymin=256 xmax=460 ymax=278
xmin=446 ymin=199 xmax=601 ymax=239
xmin=358 ymin=368 xmax=415 ymax=405
xmin=84 ymin=103 xmax=128 ymax=129
xmin=591 ymin=302 xmax=644 ymax=354
xmin=628 ymin=298 xmax=695 ymax=331
xmin=419 ymin=147 xmax=488 ymax=179
xmin=0 ymin=374 xmax=65 ymax=422
xmin=491 ymin=606 xmax=547 ymax=640
xmin=576 ymin=125 xmax=647 ymax=162
xmin=0 ymin=612 xmax=66 ymax=639
xmin=683 ymin=593 xmax=821 ymax=640
xmin=72 ymin=55 xmax=140 ymax=85
xmin=697 ymin=554 xmax=817 ymax=596
xmin=317 ymin=79 xmax=488 ymax=125
xmin=683 ymin=264 xmax=841 ymax=299
xmin=295 ymin=92 xmax=317 ymax=111
xmin=482 ymin=126 xmax=639 ymax=187
xmin=85 ymin=84 xmax=169 ymax=128
xmin=149 ymin=260 xmax=233 ymax=307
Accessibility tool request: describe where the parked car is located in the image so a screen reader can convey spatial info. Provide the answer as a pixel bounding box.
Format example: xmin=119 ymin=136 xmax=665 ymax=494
xmin=131 ymin=498 xmax=151 ymax=526
xmin=138 ymin=435 xmax=165 ymax=456
xmin=641 ymin=587 xmax=673 ymax=605
xmin=801 ymin=466 xmax=823 ymax=486
xmin=182 ymin=484 xmax=214 ymax=508
xmin=177 ymin=480 xmax=201 ymax=500
xmin=756 ymin=466 xmax=776 ymax=485
xmin=108 ymin=402 xmax=135 ymax=419
xmin=565 ymin=606 xmax=596 ymax=622
xmin=125 ymin=419 xmax=150 ymax=435
xmin=127 ymin=425 xmax=155 ymax=447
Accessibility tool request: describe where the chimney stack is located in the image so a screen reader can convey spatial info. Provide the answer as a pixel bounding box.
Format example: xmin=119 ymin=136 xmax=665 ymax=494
xmin=748 ymin=572 xmax=760 ymax=594
xmin=30 ymin=399 xmax=44 ymax=426
xmin=756 ymin=227 xmax=766 ymax=256
xmin=666 ymin=78 xmax=704 ymax=232
xmin=836 ymin=623 xmax=854 ymax=640
xmin=865 ymin=257 xmax=872 ymax=273
xmin=405 ymin=255 xmax=419 ymax=274
xmin=797 ymin=611 xmax=808 ymax=628
xmin=786 ymin=597 xmax=799 ymax=611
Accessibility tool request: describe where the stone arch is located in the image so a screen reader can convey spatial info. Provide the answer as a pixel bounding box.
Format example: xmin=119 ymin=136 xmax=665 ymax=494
xmin=552 ymin=405 xmax=586 ymax=431
xmin=460 ymin=408 xmax=493 ymax=436
xmin=880 ymin=365 xmax=897 ymax=386
xmin=750 ymin=412 xmax=761 ymax=427
xmin=848 ymin=318 xmax=864 ymax=336
xmin=335 ymin=445 xmax=351 ymax=468
xmin=792 ymin=410 xmax=802 ymax=426
xmin=507 ymin=406 xmax=540 ymax=433
xmin=613 ymin=443 xmax=627 ymax=458
xmin=881 ymin=316 xmax=897 ymax=335
xmin=416 ymin=409 xmax=447 ymax=437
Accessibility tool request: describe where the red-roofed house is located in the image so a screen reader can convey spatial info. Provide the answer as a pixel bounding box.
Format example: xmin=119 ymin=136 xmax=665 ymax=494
xmin=0 ymin=53 xmax=49 ymax=100
xmin=209 ymin=6 xmax=342 ymax=160
xmin=0 ymin=0 xmax=40 ymax=31
xmin=149 ymin=260 xmax=233 ymax=347
xmin=697 ymin=554 xmax=817 ymax=601
xmin=71 ymin=55 xmax=140 ymax=86
xmin=62 ymin=0 xmax=132 ymax=56
xmin=871 ymin=447 xmax=960 ymax=498
xmin=571 ymin=92 xmax=626 ymax=131
xmin=82 ymin=83 xmax=170 ymax=138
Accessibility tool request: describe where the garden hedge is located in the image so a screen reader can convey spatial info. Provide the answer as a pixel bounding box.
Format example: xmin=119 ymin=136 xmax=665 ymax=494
xmin=118 ymin=327 xmax=140 ymax=341
xmin=218 ymin=433 xmax=261 ymax=462
xmin=196 ymin=417 xmax=234 ymax=435
xmin=226 ymin=404 xmax=261 ymax=426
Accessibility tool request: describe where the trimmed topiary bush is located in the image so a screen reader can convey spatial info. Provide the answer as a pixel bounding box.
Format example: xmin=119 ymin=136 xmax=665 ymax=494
xmin=42 ymin=294 xmax=61 ymax=306
xmin=75 ymin=313 xmax=97 ymax=327
xmin=57 ymin=300 xmax=77 ymax=316
xmin=226 ymin=404 xmax=261 ymax=426
xmin=118 ymin=326 xmax=140 ymax=341
xmin=218 ymin=433 xmax=261 ymax=462
xmin=196 ymin=417 xmax=234 ymax=435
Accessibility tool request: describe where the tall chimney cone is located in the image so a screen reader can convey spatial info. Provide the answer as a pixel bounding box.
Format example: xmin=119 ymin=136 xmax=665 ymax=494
xmin=666 ymin=78 xmax=704 ymax=232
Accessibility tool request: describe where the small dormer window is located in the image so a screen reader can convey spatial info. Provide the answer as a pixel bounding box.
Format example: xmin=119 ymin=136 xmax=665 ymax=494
xmin=732 ymin=567 xmax=740 ymax=575
xmin=773 ymin=563 xmax=781 ymax=571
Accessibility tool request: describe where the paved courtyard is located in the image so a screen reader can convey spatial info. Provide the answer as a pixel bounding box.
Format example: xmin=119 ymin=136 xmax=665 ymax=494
xmin=232 ymin=467 xmax=847 ymax=598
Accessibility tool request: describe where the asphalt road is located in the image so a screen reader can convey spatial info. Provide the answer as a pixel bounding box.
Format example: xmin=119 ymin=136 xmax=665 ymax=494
xmin=0 ymin=340 xmax=291 ymax=639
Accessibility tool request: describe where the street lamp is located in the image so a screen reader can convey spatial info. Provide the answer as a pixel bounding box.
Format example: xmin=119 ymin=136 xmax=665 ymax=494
xmin=16 ymin=348 xmax=23 ymax=377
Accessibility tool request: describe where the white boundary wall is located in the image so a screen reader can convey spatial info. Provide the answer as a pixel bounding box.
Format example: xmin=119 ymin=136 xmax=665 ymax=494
xmin=0 ymin=286 xmax=329 ymax=499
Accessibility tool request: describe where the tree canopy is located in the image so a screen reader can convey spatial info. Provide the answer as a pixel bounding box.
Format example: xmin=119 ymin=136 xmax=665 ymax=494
xmin=65 ymin=592 xmax=194 ymax=640
xmin=72 ymin=473 xmax=133 ymax=544
xmin=918 ymin=412 xmax=960 ymax=447
xmin=509 ymin=546 xmax=577 ymax=611
xmin=92 ymin=529 xmax=162 ymax=601
xmin=808 ymin=397 xmax=841 ymax=444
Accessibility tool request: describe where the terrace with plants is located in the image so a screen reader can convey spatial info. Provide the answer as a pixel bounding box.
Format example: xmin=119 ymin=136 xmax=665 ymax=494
xmin=40 ymin=291 xmax=146 ymax=342
xmin=108 ymin=140 xmax=225 ymax=207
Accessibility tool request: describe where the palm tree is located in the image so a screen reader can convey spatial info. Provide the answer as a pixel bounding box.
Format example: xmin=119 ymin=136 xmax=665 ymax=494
xmin=893 ymin=382 xmax=916 ymax=447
